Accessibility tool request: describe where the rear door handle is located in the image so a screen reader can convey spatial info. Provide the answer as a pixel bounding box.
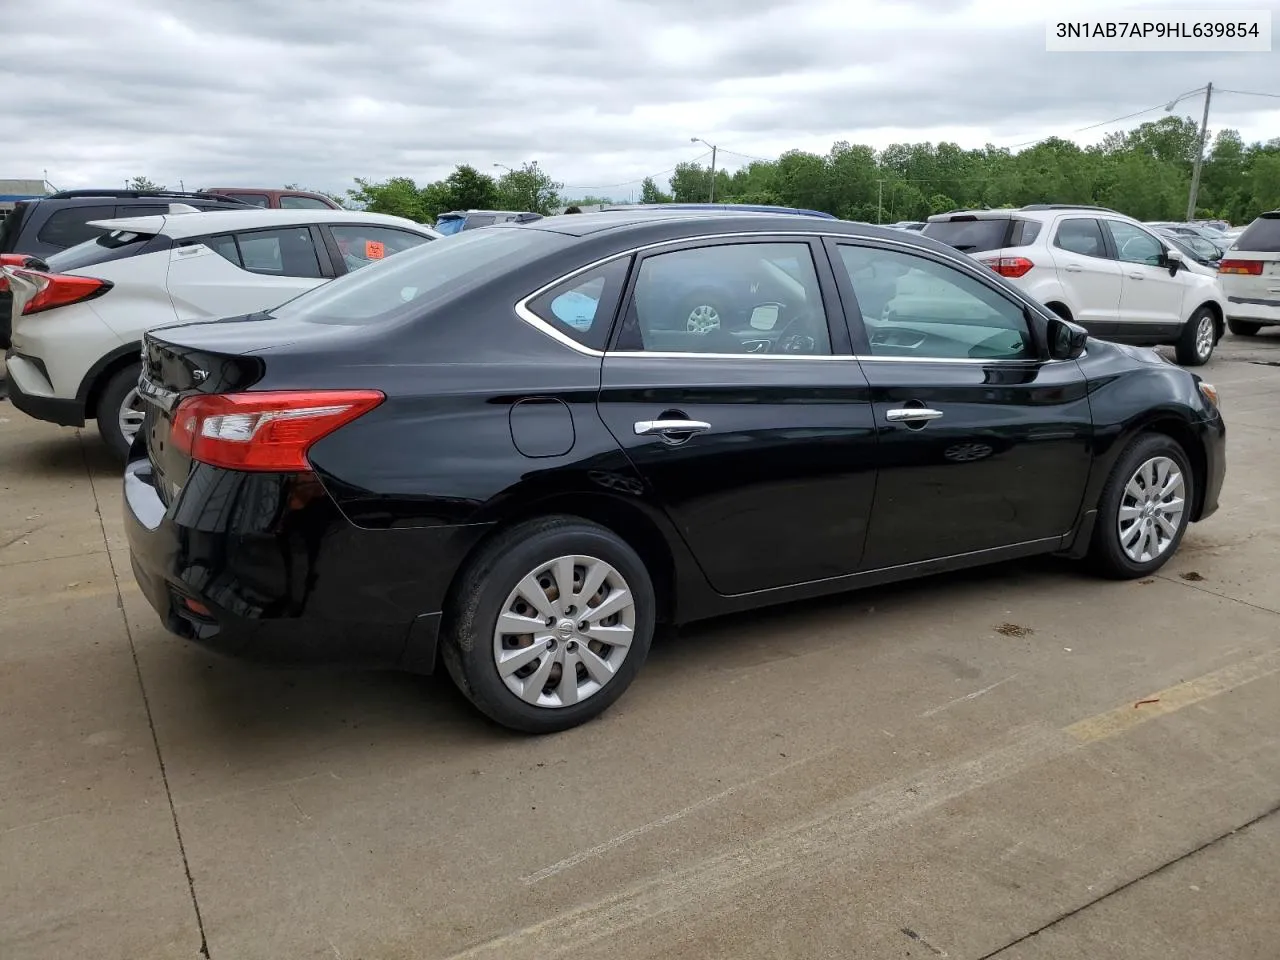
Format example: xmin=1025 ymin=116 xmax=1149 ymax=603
xmin=886 ymin=408 xmax=944 ymax=423
xmin=1127 ymin=271 xmax=1145 ymax=279
xmin=634 ymin=419 xmax=712 ymax=437
xmin=1063 ymin=263 xmax=1083 ymax=272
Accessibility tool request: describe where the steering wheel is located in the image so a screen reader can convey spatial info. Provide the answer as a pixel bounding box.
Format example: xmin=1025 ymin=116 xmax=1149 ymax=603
xmin=772 ymin=308 xmax=823 ymax=354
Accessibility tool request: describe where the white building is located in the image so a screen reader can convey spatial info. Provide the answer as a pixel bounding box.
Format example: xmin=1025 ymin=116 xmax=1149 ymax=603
xmin=1 ymin=179 xmax=48 ymax=213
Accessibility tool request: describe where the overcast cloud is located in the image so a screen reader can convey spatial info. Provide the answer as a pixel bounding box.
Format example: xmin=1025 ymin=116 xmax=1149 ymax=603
xmin=3 ymin=0 xmax=1277 ymax=199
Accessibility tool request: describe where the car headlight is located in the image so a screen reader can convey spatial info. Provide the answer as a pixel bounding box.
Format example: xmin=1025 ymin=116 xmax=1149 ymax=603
xmin=1198 ymin=382 xmax=1219 ymax=408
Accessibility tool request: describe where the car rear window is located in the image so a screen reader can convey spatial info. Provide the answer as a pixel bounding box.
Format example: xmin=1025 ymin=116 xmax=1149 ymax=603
xmin=0 ymin=203 xmax=30 ymax=252
xmin=1234 ymin=214 xmax=1280 ymax=253
xmin=921 ymin=218 xmax=1012 ymax=253
xmin=45 ymin=229 xmax=167 ymax=272
xmin=270 ymin=225 xmax=567 ymax=325
xmin=36 ymin=205 xmax=117 ymax=249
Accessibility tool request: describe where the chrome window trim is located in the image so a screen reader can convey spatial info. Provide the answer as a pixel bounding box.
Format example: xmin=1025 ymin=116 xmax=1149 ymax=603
xmin=513 ymin=229 xmax=1066 ymax=363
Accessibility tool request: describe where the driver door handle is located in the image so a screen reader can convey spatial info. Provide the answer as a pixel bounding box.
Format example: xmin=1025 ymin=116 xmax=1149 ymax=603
xmin=1127 ymin=271 xmax=1145 ymax=279
xmin=886 ymin=408 xmax=944 ymax=423
xmin=634 ymin=419 xmax=712 ymax=437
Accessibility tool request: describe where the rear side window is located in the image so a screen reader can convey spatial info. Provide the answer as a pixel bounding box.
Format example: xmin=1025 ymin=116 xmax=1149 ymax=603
xmin=330 ymin=224 xmax=431 ymax=272
xmin=0 ymin=203 xmax=27 ymax=252
xmin=280 ymin=195 xmax=334 ymax=210
xmin=1054 ymin=218 xmax=1108 ymax=257
xmin=45 ymin=230 xmax=167 ymax=272
xmin=35 ymin=206 xmax=117 ymax=248
xmin=464 ymin=214 xmax=496 ymax=229
xmin=235 ymin=227 xmax=323 ymax=278
xmin=1235 ymin=215 xmax=1280 ymax=253
xmin=525 ymin=258 xmax=631 ymax=351
xmin=920 ymin=218 xmax=1011 ymax=254
xmin=230 ymin=193 xmax=271 ymax=207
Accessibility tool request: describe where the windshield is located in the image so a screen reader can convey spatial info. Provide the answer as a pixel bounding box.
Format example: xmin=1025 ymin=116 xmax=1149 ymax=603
xmin=434 ymin=215 xmax=465 ymax=236
xmin=270 ymin=225 xmax=565 ymax=325
xmin=921 ymin=218 xmax=1010 ymax=253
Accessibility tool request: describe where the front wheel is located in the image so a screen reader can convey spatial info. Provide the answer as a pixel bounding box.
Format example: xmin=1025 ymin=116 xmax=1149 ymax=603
xmin=1089 ymin=433 xmax=1194 ymax=579
xmin=1227 ymin=318 xmax=1261 ymax=337
xmin=96 ymin=362 xmax=145 ymax=461
xmin=441 ymin=517 xmax=656 ymax=733
xmin=1175 ymin=307 xmax=1216 ymax=366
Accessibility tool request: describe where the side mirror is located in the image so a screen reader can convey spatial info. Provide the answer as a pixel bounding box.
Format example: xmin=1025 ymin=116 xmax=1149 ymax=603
xmin=1165 ymin=247 xmax=1184 ymax=274
xmin=1047 ymin=315 xmax=1088 ymax=361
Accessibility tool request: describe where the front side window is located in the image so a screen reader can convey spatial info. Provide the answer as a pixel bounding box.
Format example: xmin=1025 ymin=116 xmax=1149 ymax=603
xmin=1106 ymin=221 xmax=1165 ymax=266
xmin=836 ymin=244 xmax=1034 ymax=361
xmin=525 ymin=259 xmax=631 ymax=351
xmin=36 ymin=206 xmax=116 ymax=248
xmin=330 ymin=224 xmax=431 ymax=273
xmin=1054 ymin=218 xmax=1108 ymax=258
xmin=619 ymin=242 xmax=832 ymax=356
xmin=233 ymin=227 xmax=323 ymax=278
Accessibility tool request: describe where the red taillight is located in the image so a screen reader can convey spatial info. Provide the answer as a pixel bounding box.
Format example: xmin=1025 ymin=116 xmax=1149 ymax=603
xmin=170 ymin=390 xmax=385 ymax=472
xmin=10 ymin=267 xmax=112 ymax=315
xmin=0 ymin=253 xmax=31 ymax=293
xmin=1218 ymin=259 xmax=1263 ymax=276
xmin=980 ymin=256 xmax=1035 ymax=278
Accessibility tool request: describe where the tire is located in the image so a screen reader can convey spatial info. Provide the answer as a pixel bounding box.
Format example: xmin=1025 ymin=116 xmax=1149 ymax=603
xmin=1045 ymin=303 xmax=1072 ymax=321
xmin=1174 ymin=307 xmax=1216 ymax=366
xmin=440 ymin=517 xmax=656 ymax=734
xmin=95 ymin=362 xmax=144 ymax=461
xmin=1227 ymin=318 xmax=1261 ymax=337
xmin=1089 ymin=433 xmax=1194 ymax=580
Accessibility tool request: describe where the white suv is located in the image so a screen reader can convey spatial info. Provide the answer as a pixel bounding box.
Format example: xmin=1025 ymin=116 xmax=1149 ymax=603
xmin=3 ymin=206 xmax=439 ymax=457
xmin=1218 ymin=211 xmax=1280 ymax=336
xmin=922 ymin=204 xmax=1227 ymax=366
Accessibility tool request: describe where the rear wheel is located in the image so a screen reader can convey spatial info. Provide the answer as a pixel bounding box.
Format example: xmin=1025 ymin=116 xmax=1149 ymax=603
xmin=441 ymin=517 xmax=656 ymax=734
xmin=1227 ymin=318 xmax=1261 ymax=337
xmin=1175 ymin=307 xmax=1216 ymax=366
xmin=96 ymin=363 xmax=144 ymax=461
xmin=1089 ymin=433 xmax=1193 ymax=579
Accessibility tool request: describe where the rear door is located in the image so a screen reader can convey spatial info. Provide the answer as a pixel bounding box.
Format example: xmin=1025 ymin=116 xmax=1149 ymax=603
xmin=166 ymin=224 xmax=333 ymax=320
xmin=1220 ymin=214 xmax=1280 ymax=323
xmin=1103 ymin=219 xmax=1187 ymax=338
xmin=1046 ymin=217 xmax=1123 ymax=335
xmin=594 ymin=237 xmax=878 ymax=595
xmin=827 ymin=238 xmax=1093 ymax=569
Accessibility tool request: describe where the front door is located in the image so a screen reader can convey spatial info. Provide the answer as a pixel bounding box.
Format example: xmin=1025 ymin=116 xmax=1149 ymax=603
xmin=596 ymin=238 xmax=878 ymax=596
xmin=827 ymin=239 xmax=1094 ymax=569
xmin=1104 ymin=219 xmax=1188 ymax=340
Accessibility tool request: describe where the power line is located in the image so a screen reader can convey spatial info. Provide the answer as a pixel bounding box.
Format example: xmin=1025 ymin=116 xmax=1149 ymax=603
xmin=1002 ymin=86 xmax=1208 ymax=150
xmin=561 ymin=151 xmax=710 ymax=191
xmin=1217 ymin=87 xmax=1280 ymax=101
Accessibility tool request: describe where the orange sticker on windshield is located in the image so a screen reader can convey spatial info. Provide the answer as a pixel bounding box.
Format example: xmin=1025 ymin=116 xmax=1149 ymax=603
xmin=365 ymin=240 xmax=385 ymax=259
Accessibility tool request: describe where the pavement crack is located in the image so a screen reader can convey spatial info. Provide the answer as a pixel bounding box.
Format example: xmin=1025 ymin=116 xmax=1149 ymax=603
xmin=1156 ymin=572 xmax=1280 ymax=618
xmin=974 ymin=797 xmax=1280 ymax=959
xmin=79 ymin=434 xmax=212 ymax=959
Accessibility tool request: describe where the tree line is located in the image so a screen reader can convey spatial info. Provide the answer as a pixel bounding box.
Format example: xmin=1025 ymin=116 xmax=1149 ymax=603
xmin=345 ymin=116 xmax=1280 ymax=227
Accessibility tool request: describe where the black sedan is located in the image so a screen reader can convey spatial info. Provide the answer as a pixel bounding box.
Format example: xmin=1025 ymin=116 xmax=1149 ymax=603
xmin=124 ymin=211 xmax=1226 ymax=733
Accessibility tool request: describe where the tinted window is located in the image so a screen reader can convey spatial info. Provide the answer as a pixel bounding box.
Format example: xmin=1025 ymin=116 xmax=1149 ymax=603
xmin=621 ymin=242 xmax=832 ymax=355
xmin=35 ymin=206 xmax=116 ymax=248
xmin=233 ymin=227 xmax=323 ymax=278
xmin=1235 ymin=215 xmax=1280 ymax=253
xmin=464 ymin=214 xmax=496 ymax=229
xmin=0 ymin=203 xmax=27 ymax=252
xmin=837 ymin=245 xmax=1034 ymax=361
xmin=270 ymin=226 xmax=565 ymax=325
xmin=1106 ymin=221 xmax=1164 ymax=266
xmin=280 ymin=195 xmax=335 ymax=210
xmin=230 ymin=194 xmax=270 ymax=207
xmin=1055 ymin=218 xmax=1108 ymax=257
xmin=203 ymin=234 xmax=242 ymax=266
xmin=45 ymin=229 xmax=164 ymax=272
xmin=330 ymin=224 xmax=431 ymax=272
xmin=526 ymin=259 xmax=631 ymax=351
xmin=921 ymin=218 xmax=1010 ymax=253
xmin=1010 ymin=219 xmax=1041 ymax=246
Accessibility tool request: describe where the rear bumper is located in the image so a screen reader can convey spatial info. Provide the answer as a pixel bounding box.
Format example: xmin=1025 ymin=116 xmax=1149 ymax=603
xmin=123 ymin=458 xmax=488 ymax=673
xmin=4 ymin=351 xmax=86 ymax=426
xmin=1226 ymin=296 xmax=1280 ymax=325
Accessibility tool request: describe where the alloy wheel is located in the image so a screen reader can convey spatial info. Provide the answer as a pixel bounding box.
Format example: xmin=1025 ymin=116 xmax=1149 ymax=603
xmin=118 ymin=387 xmax=146 ymax=444
xmin=1194 ymin=314 xmax=1214 ymax=360
xmin=1117 ymin=456 xmax=1186 ymax=564
xmin=686 ymin=304 xmax=721 ymax=334
xmin=492 ymin=555 xmax=636 ymax=708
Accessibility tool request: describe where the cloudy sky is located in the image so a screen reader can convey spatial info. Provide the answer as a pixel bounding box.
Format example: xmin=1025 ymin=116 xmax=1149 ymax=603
xmin=4 ymin=0 xmax=1277 ymax=200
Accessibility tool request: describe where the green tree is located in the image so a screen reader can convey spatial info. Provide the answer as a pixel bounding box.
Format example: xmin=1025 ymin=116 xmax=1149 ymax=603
xmin=128 ymin=176 xmax=164 ymax=191
xmin=441 ymin=164 xmax=498 ymax=211
xmin=347 ymin=176 xmax=426 ymax=220
xmin=640 ymin=176 xmax=671 ymax=203
xmin=495 ymin=162 xmax=562 ymax=214
xmin=670 ymin=162 xmax=712 ymax=202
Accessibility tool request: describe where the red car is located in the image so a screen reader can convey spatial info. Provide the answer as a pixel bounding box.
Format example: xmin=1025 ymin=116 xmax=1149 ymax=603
xmin=200 ymin=187 xmax=342 ymax=210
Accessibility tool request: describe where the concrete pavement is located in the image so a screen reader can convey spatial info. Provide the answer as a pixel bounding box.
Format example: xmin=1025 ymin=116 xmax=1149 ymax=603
xmin=3 ymin=331 xmax=1280 ymax=959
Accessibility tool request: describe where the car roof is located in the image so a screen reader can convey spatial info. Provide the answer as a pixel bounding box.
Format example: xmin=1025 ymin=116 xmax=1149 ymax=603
xmin=85 ymin=208 xmax=440 ymax=239
xmin=504 ymin=209 xmax=955 ymax=252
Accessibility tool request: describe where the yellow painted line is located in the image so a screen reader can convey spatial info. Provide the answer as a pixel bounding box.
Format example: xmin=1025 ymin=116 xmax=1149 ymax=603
xmin=1065 ymin=646 xmax=1280 ymax=743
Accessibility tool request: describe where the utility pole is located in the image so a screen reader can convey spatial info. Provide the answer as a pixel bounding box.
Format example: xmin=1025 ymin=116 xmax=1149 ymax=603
xmin=877 ymin=179 xmax=884 ymax=224
xmin=1186 ymin=82 xmax=1212 ymax=221
xmin=708 ymin=144 xmax=717 ymax=203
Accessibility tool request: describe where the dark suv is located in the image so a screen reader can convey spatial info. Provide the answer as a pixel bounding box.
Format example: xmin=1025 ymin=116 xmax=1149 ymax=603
xmin=0 ymin=189 xmax=251 ymax=349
